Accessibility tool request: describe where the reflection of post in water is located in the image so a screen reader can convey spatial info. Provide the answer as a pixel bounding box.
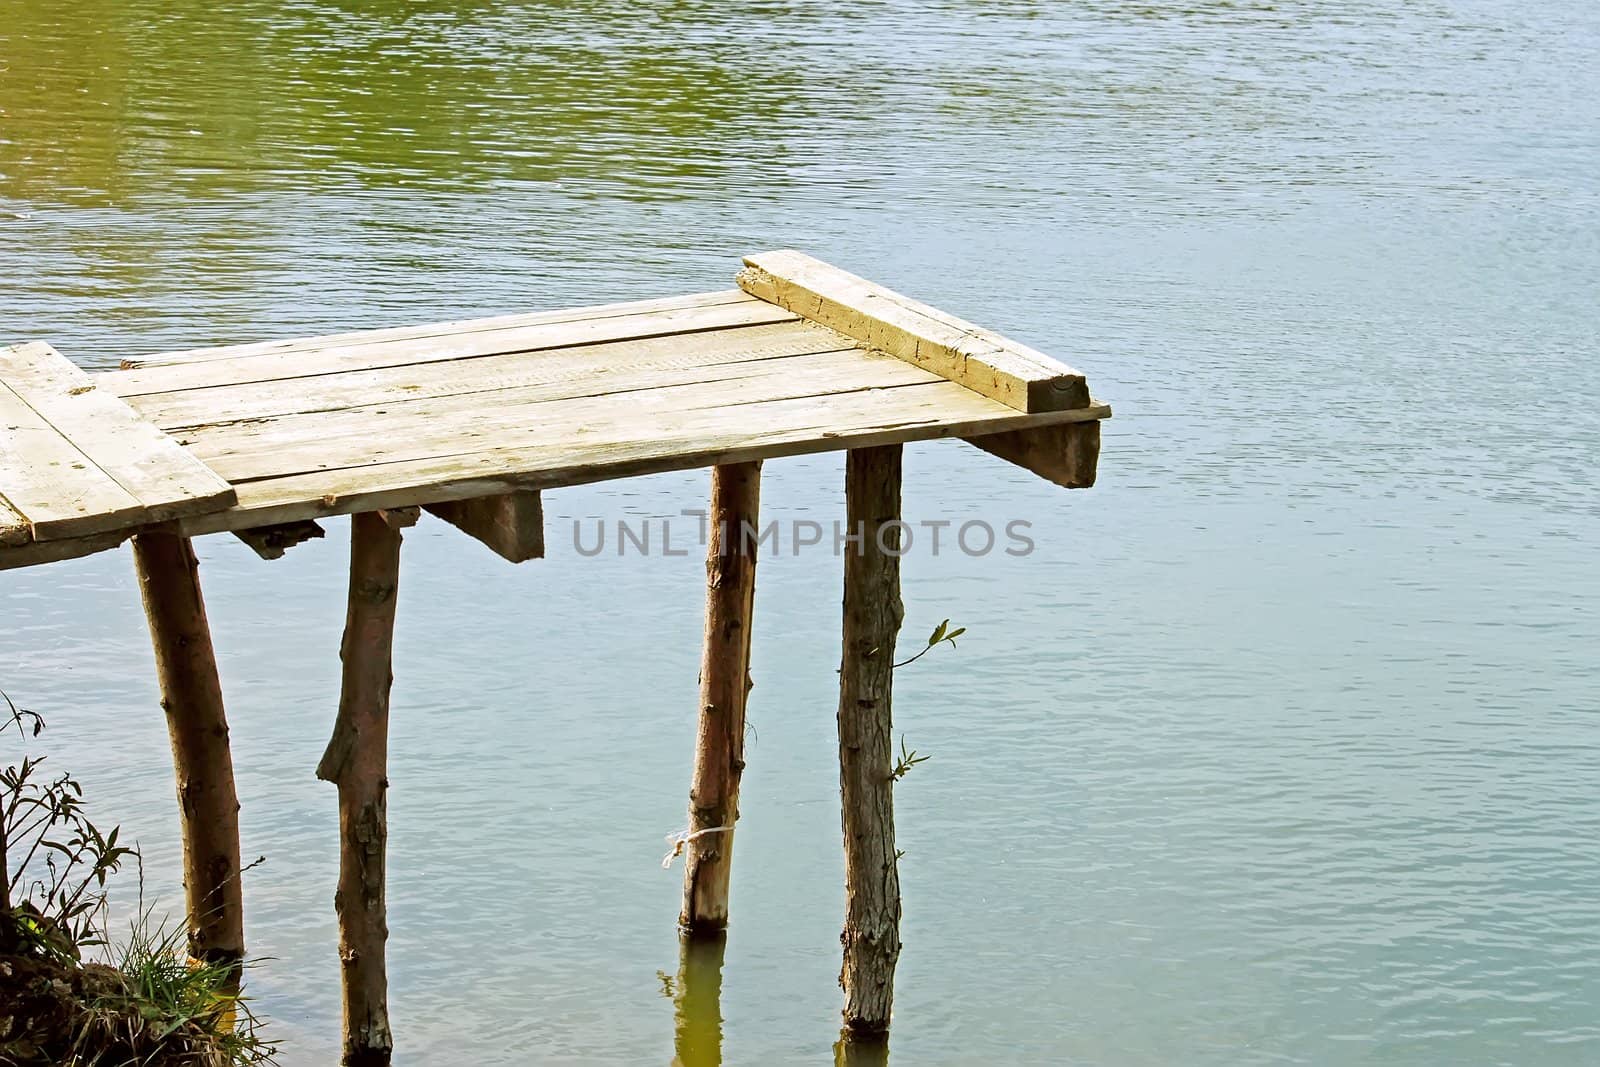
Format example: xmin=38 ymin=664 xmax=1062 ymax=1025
xmin=834 ymin=1029 xmax=890 ymax=1067
xmin=671 ymin=936 xmax=727 ymax=1067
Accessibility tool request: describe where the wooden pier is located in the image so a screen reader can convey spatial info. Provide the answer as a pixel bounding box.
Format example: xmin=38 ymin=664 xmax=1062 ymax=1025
xmin=1 ymin=251 xmax=1108 ymax=1061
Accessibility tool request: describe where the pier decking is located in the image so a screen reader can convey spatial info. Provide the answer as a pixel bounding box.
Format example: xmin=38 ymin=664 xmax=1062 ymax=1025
xmin=1 ymin=251 xmax=1108 ymax=1061
xmin=2 ymin=251 xmax=1106 ymax=568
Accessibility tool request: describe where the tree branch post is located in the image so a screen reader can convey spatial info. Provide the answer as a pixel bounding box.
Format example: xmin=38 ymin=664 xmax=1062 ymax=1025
xmin=836 ymin=445 xmax=905 ymax=1035
xmin=131 ymin=529 xmax=245 ymax=973
xmin=681 ymin=461 xmax=762 ymax=936
xmin=317 ymin=512 xmax=403 ymax=1067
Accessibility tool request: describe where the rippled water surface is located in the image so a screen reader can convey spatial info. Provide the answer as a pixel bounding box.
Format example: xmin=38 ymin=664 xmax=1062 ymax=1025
xmin=3 ymin=2 xmax=1598 ymax=1063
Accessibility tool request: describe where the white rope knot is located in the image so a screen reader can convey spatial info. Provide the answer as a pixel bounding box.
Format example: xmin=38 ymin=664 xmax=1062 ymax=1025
xmin=661 ymin=825 xmax=733 ymax=869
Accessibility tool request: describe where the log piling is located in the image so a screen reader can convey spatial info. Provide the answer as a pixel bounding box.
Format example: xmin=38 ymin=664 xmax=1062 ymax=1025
xmin=316 ymin=512 xmax=403 ymax=1067
xmin=131 ymin=529 xmax=245 ymax=972
xmin=836 ymin=445 xmax=906 ymax=1035
xmin=680 ymin=461 xmax=762 ymax=936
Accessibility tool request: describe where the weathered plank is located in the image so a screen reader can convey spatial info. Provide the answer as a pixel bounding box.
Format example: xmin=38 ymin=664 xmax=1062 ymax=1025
xmin=121 ymin=319 xmax=853 ymax=430
xmin=0 ymin=529 xmax=129 ymax=571
xmin=107 ymin=298 xmax=797 ymax=396
xmin=738 ymin=250 xmax=1089 ymax=413
xmin=0 ymin=342 xmax=235 ymax=539
xmin=377 ymin=506 xmax=420 ymax=529
xmin=185 ymin=347 xmax=931 ymax=481
xmin=0 ymin=377 xmax=148 ymax=540
xmin=125 ymin=288 xmax=755 ymax=369
xmin=170 ymin=384 xmax=1107 ymax=536
xmin=423 ymin=492 xmax=543 ymax=563
xmin=232 ymin=520 xmax=326 ymax=560
xmin=964 ymin=421 xmax=1101 ymax=489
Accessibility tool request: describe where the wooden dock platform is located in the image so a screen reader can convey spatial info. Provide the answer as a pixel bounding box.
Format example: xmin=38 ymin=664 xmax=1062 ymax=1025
xmin=2 ymin=251 xmax=1107 ymax=568
xmin=1 ymin=251 xmax=1108 ymax=1062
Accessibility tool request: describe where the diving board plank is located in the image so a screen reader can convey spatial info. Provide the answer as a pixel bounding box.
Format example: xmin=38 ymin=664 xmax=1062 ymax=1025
xmin=964 ymin=421 xmax=1101 ymax=489
xmin=0 ymin=342 xmax=236 ymax=540
xmin=425 ymin=492 xmax=544 ymax=563
xmin=738 ymin=250 xmax=1090 ymax=413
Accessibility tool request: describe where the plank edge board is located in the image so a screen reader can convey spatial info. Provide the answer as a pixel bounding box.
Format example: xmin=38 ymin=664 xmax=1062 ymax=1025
xmin=737 ymin=250 xmax=1091 ymax=413
xmin=172 ymin=398 xmax=1111 ymax=537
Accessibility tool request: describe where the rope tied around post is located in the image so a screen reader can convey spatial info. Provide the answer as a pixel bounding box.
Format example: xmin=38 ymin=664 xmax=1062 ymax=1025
xmin=662 ymin=825 xmax=734 ymax=870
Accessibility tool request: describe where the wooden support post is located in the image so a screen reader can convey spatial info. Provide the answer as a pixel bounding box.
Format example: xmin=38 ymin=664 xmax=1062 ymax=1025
xmin=837 ymin=445 xmax=905 ymax=1036
xmin=316 ymin=512 xmax=402 ymax=1067
xmin=680 ymin=461 xmax=761 ymax=936
xmin=131 ymin=530 xmax=245 ymax=971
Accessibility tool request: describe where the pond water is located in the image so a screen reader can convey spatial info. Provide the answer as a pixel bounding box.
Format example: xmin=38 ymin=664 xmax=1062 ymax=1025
xmin=2 ymin=1 xmax=1597 ymax=1063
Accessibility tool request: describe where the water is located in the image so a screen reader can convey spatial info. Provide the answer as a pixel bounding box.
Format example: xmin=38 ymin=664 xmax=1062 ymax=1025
xmin=3 ymin=1 xmax=1598 ymax=1063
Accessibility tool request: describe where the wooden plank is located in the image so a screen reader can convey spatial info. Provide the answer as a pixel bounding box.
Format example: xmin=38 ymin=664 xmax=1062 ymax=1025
xmin=378 ymin=506 xmax=420 ymax=529
xmin=0 ymin=494 xmax=31 ymax=547
xmin=423 ymin=493 xmax=544 ymax=563
xmin=738 ymin=250 xmax=1090 ymax=413
xmin=187 ymin=347 xmax=934 ymax=479
xmin=0 ymin=377 xmax=149 ymax=540
xmin=183 ymin=346 xmax=911 ymax=480
xmin=124 ymin=288 xmax=754 ymax=369
xmin=0 ymin=528 xmax=129 ymax=570
xmin=174 ymin=385 xmax=1109 ymax=536
xmin=232 ymin=520 xmax=326 ymax=560
xmin=0 ymin=342 xmax=236 ymax=539
xmin=106 ymin=298 xmax=797 ymax=396
xmin=963 ymin=421 xmax=1101 ymax=489
xmin=122 ymin=320 xmax=853 ymax=430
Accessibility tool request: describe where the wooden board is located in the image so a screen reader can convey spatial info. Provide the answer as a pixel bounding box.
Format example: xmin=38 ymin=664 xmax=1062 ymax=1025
xmin=118 ymin=320 xmax=853 ymax=429
xmin=106 ymin=295 xmax=795 ymax=396
xmin=181 ymin=346 xmax=931 ymax=483
xmin=124 ymin=288 xmax=755 ymax=368
xmin=172 ymin=383 xmax=1108 ymax=536
xmin=738 ymin=250 xmax=1090 ymax=413
xmin=425 ymin=493 xmax=544 ymax=563
xmin=0 ymin=528 xmax=130 ymax=571
xmin=0 ymin=342 xmax=235 ymax=540
xmin=964 ymin=422 xmax=1101 ymax=489
xmin=233 ymin=520 xmax=326 ymax=561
